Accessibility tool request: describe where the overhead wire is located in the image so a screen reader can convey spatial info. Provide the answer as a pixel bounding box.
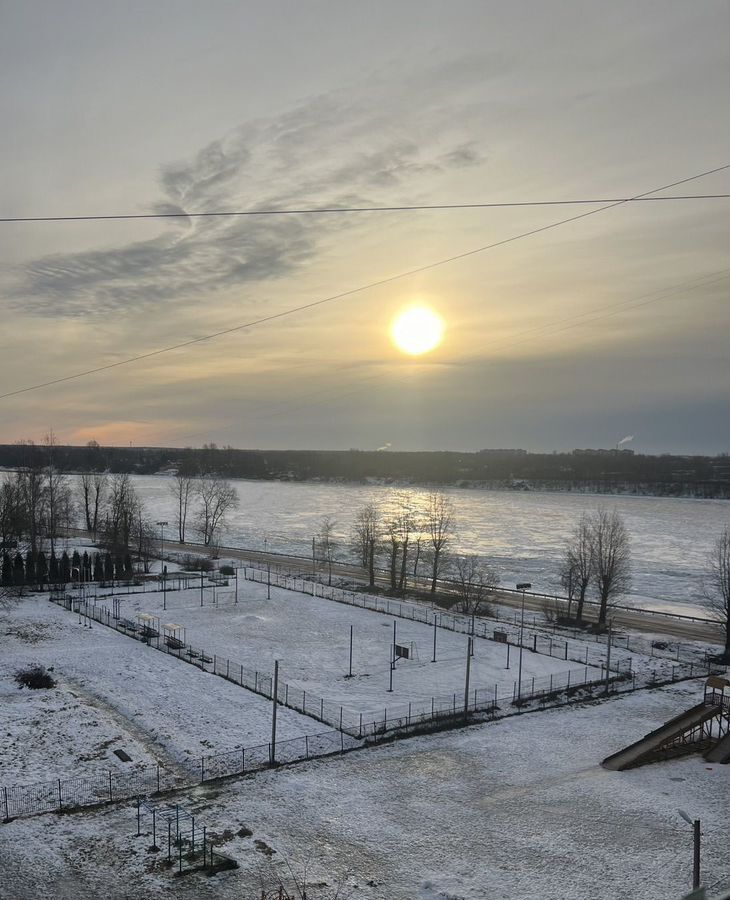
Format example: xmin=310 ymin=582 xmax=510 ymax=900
xmin=1 ymin=193 xmax=729 ymax=224
xmin=0 ymin=163 xmax=727 ymax=404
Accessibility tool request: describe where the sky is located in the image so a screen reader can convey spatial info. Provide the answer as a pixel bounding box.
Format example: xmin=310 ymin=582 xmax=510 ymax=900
xmin=0 ymin=0 xmax=728 ymax=455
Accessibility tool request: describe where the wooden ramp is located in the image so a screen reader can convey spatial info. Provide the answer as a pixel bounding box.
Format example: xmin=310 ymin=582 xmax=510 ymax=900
xmin=603 ymin=676 xmax=730 ymax=771
xmin=704 ymin=731 xmax=730 ymax=764
xmin=602 ymin=703 xmax=720 ymax=771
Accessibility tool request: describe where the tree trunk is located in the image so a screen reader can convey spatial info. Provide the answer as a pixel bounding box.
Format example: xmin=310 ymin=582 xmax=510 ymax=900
xmin=431 ymin=548 xmax=440 ymax=594
xmin=598 ymin=588 xmax=608 ymax=625
xmin=367 ymin=539 xmax=375 ymax=587
xmin=398 ymin=537 xmax=409 ymax=593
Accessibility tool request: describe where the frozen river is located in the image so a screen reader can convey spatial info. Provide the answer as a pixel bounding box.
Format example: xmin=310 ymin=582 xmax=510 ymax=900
xmin=129 ymin=475 xmax=728 ymax=617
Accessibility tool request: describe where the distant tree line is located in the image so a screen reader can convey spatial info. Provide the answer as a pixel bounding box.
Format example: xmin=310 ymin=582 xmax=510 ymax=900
xmin=0 ymin=439 xmax=240 ymax=575
xmin=0 ymin=440 xmax=727 ymax=497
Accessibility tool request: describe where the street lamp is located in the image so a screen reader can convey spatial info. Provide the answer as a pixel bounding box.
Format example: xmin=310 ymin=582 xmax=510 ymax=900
xmin=678 ymin=809 xmax=701 ymax=890
xmin=156 ymin=521 xmax=168 ymax=611
xmin=515 ymin=582 xmax=532 ymax=701
xmin=156 ymin=521 xmax=168 ymax=573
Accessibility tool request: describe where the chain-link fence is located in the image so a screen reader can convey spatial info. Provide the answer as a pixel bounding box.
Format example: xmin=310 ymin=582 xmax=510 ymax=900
xmin=1 ymin=725 xmax=361 ymax=822
xmin=241 ymin=565 xmax=636 ymax=672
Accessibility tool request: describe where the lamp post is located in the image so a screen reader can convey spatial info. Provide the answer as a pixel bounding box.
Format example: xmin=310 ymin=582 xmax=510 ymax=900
xmin=678 ymin=810 xmax=701 ymax=890
xmin=264 ymin=536 xmax=270 ymax=600
xmin=515 ymin=582 xmax=532 ymax=701
xmin=156 ymin=521 xmax=168 ymax=610
xmin=156 ymin=521 xmax=168 ymax=573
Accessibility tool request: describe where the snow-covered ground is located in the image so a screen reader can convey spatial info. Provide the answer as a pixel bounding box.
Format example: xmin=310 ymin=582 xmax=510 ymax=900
xmin=91 ymin=579 xmax=588 ymax=721
xmin=1 ymin=681 xmax=726 ymax=900
xmin=1 ymin=596 xmax=326 ymax=786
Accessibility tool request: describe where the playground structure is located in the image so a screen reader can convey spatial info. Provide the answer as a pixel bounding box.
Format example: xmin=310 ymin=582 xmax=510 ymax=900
xmin=602 ymin=676 xmax=730 ymax=770
xmin=135 ymin=798 xmax=237 ymax=876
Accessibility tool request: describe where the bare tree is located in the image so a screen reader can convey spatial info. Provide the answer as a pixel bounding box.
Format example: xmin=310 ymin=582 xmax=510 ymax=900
xmin=132 ymin=505 xmax=157 ymax=574
xmin=14 ymin=442 xmax=46 ymax=553
xmin=382 ymin=493 xmax=417 ymax=593
xmin=196 ymin=478 xmax=239 ymax=546
xmin=316 ymin=515 xmax=337 ymax=585
xmin=589 ymin=506 xmax=631 ymax=625
xmin=351 ymin=503 xmax=379 ymax=587
xmin=80 ymin=472 xmax=107 ymax=539
xmin=452 ymin=555 xmax=499 ymax=615
xmin=170 ymin=471 xmax=195 ymax=543
xmin=44 ymin=431 xmax=74 ymax=556
xmin=385 ymin=515 xmax=400 ymax=592
xmin=396 ymin=500 xmax=417 ymax=593
xmin=382 ymin=492 xmax=415 ymax=593
xmin=0 ymin=477 xmax=23 ymax=547
xmin=426 ymin=491 xmax=455 ymax=593
xmin=560 ymin=514 xmax=594 ymax=623
xmin=103 ymin=473 xmax=139 ymax=553
xmin=705 ymin=526 xmax=730 ymax=660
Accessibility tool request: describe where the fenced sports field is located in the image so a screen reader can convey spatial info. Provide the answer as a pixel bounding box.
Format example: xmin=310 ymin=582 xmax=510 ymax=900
xmin=80 ymin=572 xmax=613 ymax=722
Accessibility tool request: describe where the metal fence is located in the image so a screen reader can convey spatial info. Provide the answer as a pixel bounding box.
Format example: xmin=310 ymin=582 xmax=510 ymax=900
xmin=47 ymin=591 xmax=632 ymax=741
xmin=1 ymin=762 xmax=181 ymax=820
xmin=241 ymin=565 xmax=635 ymax=673
xmin=1 ymin=726 xmax=361 ymax=822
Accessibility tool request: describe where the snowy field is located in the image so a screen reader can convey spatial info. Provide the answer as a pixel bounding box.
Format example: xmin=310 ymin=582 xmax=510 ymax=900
xmin=1 ymin=681 xmax=726 ymax=900
xmin=93 ymin=579 xmax=584 ymax=720
xmin=1 ymin=596 xmax=325 ymax=786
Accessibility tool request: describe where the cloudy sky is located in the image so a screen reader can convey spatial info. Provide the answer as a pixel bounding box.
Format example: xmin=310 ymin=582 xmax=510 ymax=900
xmin=0 ymin=1 xmax=728 ymax=454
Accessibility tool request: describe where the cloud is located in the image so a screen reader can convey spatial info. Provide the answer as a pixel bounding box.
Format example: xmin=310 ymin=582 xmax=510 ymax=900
xmin=10 ymin=78 xmax=486 ymax=317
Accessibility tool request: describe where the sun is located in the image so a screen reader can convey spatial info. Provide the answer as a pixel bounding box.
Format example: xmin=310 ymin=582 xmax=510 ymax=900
xmin=390 ymin=306 xmax=445 ymax=356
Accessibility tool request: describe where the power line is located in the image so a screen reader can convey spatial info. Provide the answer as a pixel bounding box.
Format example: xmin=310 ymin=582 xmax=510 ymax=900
xmin=2 ymin=194 xmax=729 ymax=224
xmin=0 ymin=163 xmax=727 ymax=403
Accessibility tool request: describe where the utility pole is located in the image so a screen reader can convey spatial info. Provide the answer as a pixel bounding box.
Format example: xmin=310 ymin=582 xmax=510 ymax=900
xmin=200 ymin=571 xmax=204 ymax=607
xmin=516 ymin=583 xmax=531 ymax=700
xmin=464 ymin=637 xmax=472 ymax=721
xmin=348 ymin=625 xmax=353 ymax=677
xmin=234 ymin=567 xmax=238 ymax=604
xmin=678 ymin=810 xmax=701 ymax=890
xmin=604 ymin=620 xmax=613 ymax=697
xmin=162 ymin=565 xmax=167 ymax=611
xmin=312 ymin=536 xmax=316 ymax=578
xmin=432 ymin=613 xmax=438 ymax=663
xmin=156 ymin=521 xmax=168 ymax=575
xmin=388 ymin=621 xmax=396 ymax=692
xmin=270 ymin=661 xmax=279 ymax=767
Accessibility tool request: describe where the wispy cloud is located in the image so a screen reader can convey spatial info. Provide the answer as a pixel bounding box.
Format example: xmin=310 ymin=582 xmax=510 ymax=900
xmin=12 ymin=83 xmax=485 ymax=317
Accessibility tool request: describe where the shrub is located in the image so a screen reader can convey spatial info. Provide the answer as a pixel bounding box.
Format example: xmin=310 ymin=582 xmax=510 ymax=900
xmin=179 ymin=554 xmax=214 ymax=572
xmin=219 ymin=565 xmax=235 ymax=576
xmin=15 ymin=665 xmax=56 ymax=690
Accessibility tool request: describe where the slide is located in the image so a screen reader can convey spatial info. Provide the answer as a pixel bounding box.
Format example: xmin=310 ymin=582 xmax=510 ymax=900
xmin=704 ymin=732 xmax=730 ymax=764
xmin=602 ymin=702 xmax=720 ymax=771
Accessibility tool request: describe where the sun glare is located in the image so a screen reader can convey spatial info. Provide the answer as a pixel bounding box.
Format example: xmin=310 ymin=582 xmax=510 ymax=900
xmin=390 ymin=306 xmax=444 ymax=356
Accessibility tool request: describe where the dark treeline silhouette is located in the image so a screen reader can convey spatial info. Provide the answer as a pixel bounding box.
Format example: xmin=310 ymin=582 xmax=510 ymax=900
xmin=0 ymin=442 xmax=728 ymax=498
